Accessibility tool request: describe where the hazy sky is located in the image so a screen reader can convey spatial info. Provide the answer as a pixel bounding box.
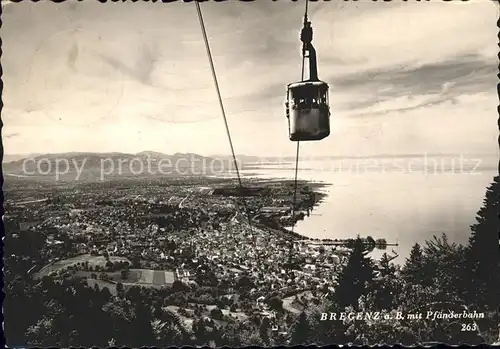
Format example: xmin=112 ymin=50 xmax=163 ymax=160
xmin=2 ymin=0 xmax=498 ymax=157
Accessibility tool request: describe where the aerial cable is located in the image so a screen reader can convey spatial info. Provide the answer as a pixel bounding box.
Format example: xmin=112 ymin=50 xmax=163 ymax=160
xmin=291 ymin=0 xmax=309 ymax=235
xmin=288 ymin=0 xmax=309 ymax=267
xmin=195 ymin=1 xmax=254 ymax=236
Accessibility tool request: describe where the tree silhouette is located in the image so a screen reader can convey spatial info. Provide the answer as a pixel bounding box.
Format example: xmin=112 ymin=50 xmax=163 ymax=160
xmin=367 ymin=252 xmax=401 ymax=311
xmin=290 ymin=312 xmax=312 ymax=345
xmin=102 ymin=298 xmax=135 ymax=346
xmin=130 ymin=302 xmax=155 ymax=347
xmin=210 ymin=307 xmax=223 ymax=320
xmin=464 ymin=176 xmax=500 ymax=341
xmin=25 ymin=316 xmax=62 ymax=347
xmin=334 ymin=237 xmax=375 ymax=309
xmin=116 ymin=282 xmax=125 ymax=298
xmin=236 ymin=274 xmax=254 ymax=291
xmin=195 ymin=267 xmax=218 ymax=287
xmin=259 ymin=316 xmax=271 ymax=344
xmin=305 ymin=301 xmax=348 ymax=344
xmin=192 ymin=318 xmax=207 ymax=345
xmin=465 ymin=176 xmax=500 ymax=310
xmin=267 ymin=296 xmax=283 ymax=312
xmin=401 ymin=243 xmax=426 ymax=284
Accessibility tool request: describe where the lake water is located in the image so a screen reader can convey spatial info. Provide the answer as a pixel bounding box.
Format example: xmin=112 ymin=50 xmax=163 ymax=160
xmin=237 ymin=155 xmax=498 ymax=264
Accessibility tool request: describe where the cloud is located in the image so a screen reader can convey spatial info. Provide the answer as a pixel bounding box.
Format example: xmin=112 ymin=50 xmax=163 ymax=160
xmin=314 ymin=0 xmax=497 ymax=72
xmin=334 ymin=53 xmax=496 ymax=115
xmin=1 ymin=0 xmax=497 ymax=157
xmin=98 ymin=39 xmax=167 ymax=86
xmin=334 ymin=54 xmax=493 ymax=92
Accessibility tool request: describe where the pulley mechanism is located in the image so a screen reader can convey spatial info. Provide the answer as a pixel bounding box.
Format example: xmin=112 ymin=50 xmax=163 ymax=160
xmin=285 ymin=10 xmax=330 ymax=142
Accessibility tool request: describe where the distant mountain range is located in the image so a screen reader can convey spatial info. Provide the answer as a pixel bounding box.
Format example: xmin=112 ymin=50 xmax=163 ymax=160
xmin=3 ymin=149 xmax=497 ymax=184
xmin=3 ymin=153 xmax=43 ymax=163
xmin=4 ymin=151 xmax=497 ymax=165
xmin=4 ymin=152 xmax=218 ymax=164
xmin=210 ymin=152 xmax=498 ymax=162
xmin=2 ymin=152 xmax=239 ymax=181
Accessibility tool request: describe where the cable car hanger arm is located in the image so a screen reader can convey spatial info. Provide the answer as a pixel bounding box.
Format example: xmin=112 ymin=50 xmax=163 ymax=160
xmin=300 ymin=19 xmax=318 ymax=82
xmin=306 ymin=43 xmax=318 ymax=82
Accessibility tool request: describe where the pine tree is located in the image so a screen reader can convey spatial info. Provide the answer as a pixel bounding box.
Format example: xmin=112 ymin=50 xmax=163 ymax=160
xmin=378 ymin=253 xmax=396 ymax=276
xmin=290 ymin=312 xmax=312 ymax=345
xmin=367 ymin=252 xmax=400 ymax=311
xmin=401 ymin=243 xmax=428 ymax=285
xmin=130 ymin=302 xmax=155 ymax=347
xmin=462 ymin=176 xmax=500 ymax=343
xmin=416 ymin=233 xmax=468 ymax=306
xmin=335 ymin=237 xmax=375 ymax=309
xmin=193 ymin=318 xmax=207 ymax=345
xmin=259 ymin=316 xmax=271 ymax=345
xmin=465 ymin=176 xmax=500 ymax=312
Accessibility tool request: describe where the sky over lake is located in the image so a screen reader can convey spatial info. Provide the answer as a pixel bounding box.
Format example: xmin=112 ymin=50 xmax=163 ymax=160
xmin=2 ymin=0 xmax=498 ymax=158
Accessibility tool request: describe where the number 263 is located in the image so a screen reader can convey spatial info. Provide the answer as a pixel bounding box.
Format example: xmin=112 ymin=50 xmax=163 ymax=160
xmin=461 ymin=323 xmax=477 ymax=332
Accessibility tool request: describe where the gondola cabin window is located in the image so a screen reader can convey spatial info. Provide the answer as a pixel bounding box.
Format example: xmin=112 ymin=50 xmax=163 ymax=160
xmin=289 ymin=83 xmax=328 ymax=107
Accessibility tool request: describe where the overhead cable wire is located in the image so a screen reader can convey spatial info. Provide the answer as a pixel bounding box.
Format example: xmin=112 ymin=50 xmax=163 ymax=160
xmin=195 ymin=1 xmax=254 ymax=236
xmin=288 ymin=0 xmax=309 ymax=267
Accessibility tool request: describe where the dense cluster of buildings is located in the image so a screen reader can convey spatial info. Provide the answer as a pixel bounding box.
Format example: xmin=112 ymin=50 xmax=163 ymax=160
xmin=7 ymin=178 xmax=343 ymax=320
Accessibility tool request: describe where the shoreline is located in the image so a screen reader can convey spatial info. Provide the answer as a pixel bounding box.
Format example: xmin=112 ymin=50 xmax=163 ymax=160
xmin=246 ymin=176 xmax=393 ymax=254
xmin=247 ymin=177 xmax=330 ymax=241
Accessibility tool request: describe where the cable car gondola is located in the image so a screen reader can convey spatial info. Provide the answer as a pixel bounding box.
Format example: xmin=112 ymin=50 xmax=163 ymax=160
xmin=285 ymin=18 xmax=330 ymax=142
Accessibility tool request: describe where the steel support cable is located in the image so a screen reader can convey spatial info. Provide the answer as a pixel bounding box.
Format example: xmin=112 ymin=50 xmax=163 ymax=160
xmin=195 ymin=2 xmax=254 ymax=236
xmin=290 ymin=52 xmax=305 ymax=235
xmin=288 ymin=0 xmax=309 ymax=266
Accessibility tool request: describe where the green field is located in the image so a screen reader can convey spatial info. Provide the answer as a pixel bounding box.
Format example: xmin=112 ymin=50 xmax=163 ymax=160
xmin=137 ymin=269 xmax=175 ymax=286
xmin=68 ymin=269 xmax=175 ymax=286
xmin=36 ymin=254 xmax=131 ymax=278
xmin=37 ymin=255 xmax=176 ymax=287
